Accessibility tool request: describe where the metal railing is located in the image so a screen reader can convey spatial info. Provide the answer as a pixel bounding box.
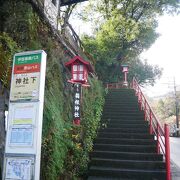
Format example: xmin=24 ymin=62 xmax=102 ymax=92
xmin=131 ymin=78 xmax=171 ymax=180
xmin=106 ymin=79 xmax=171 ymax=180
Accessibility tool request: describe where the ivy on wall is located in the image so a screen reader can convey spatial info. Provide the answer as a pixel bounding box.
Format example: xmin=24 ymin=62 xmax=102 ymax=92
xmin=0 ymin=1 xmax=105 ymax=179
xmin=0 ymin=33 xmax=19 ymax=87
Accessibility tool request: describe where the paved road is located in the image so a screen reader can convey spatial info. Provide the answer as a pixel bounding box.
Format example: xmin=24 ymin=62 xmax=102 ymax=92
xmin=170 ymin=137 xmax=180 ymax=168
xmin=170 ymin=137 xmax=180 ymax=180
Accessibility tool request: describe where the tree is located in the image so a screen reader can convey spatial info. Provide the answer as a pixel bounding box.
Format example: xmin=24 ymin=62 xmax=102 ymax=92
xmin=151 ymin=91 xmax=180 ymax=126
xmin=128 ymin=58 xmax=162 ymax=86
xmin=59 ymin=3 xmax=77 ymax=34
xmin=75 ymin=0 xmax=179 ymax=84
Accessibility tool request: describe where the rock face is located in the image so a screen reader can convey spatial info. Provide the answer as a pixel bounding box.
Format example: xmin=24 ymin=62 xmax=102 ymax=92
xmin=0 ymin=81 xmax=9 ymax=179
xmin=0 ymin=1 xmax=104 ymax=179
xmin=0 ymin=105 xmax=5 ymax=179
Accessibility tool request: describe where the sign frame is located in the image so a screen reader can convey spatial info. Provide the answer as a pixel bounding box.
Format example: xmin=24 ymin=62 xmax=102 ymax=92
xmin=10 ymin=51 xmax=46 ymax=102
xmin=3 ymin=50 xmax=47 ymax=180
xmin=3 ymin=156 xmax=35 ymax=180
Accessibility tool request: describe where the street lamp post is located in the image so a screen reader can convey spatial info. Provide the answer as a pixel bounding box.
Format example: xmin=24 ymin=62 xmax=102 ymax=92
xmin=174 ymin=77 xmax=179 ymax=137
xmin=121 ymin=64 xmax=129 ymax=87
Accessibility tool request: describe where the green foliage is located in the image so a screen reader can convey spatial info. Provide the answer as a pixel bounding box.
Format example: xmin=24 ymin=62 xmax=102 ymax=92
xmin=41 ymin=60 xmax=71 ymax=180
xmin=150 ymin=91 xmax=180 ymax=125
xmin=0 ymin=1 xmax=105 ymax=179
xmin=82 ymin=78 xmax=105 ymax=151
xmin=0 ymin=32 xmax=19 ymax=87
xmin=79 ymin=0 xmax=179 ymax=85
xmin=156 ymin=94 xmax=179 ymax=119
xmin=64 ymin=78 xmax=105 ymax=179
xmin=128 ymin=58 xmax=162 ymax=86
xmin=1 ymin=0 xmax=42 ymax=50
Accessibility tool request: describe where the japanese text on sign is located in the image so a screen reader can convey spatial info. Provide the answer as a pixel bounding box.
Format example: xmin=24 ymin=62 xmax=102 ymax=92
xmin=15 ymin=54 xmax=41 ymax=65
xmin=10 ymin=73 xmax=40 ymax=101
xmin=73 ymin=84 xmax=81 ymax=120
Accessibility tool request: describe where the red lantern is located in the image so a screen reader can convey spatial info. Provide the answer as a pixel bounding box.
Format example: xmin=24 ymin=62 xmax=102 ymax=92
xmin=65 ymin=56 xmax=93 ymax=85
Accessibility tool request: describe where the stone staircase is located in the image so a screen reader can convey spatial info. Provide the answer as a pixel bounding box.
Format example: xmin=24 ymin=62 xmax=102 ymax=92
xmin=87 ymin=89 xmax=166 ymax=180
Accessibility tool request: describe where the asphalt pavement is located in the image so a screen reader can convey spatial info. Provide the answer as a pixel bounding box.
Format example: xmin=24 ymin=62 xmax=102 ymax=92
xmin=170 ymin=137 xmax=180 ymax=180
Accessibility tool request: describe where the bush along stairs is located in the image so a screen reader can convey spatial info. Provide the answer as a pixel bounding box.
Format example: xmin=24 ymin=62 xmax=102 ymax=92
xmin=88 ymin=89 xmax=166 ymax=180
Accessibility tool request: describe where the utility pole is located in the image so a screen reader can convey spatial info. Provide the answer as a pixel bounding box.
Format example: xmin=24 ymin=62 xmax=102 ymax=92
xmin=174 ymin=77 xmax=179 ymax=137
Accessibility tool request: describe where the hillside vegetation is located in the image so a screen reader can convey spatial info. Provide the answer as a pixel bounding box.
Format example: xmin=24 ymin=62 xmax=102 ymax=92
xmin=0 ymin=1 xmax=105 ymax=179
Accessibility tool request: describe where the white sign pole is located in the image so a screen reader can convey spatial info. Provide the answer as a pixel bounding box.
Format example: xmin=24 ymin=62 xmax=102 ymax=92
xmin=34 ymin=51 xmax=46 ymax=180
xmin=3 ymin=50 xmax=47 ymax=180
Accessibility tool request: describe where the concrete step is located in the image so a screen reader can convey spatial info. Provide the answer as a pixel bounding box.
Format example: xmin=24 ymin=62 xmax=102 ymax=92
xmin=102 ymin=117 xmax=145 ymax=121
xmin=97 ymin=132 xmax=154 ymax=139
xmin=103 ymin=107 xmax=140 ymax=111
xmin=104 ymin=120 xmax=147 ymax=125
xmin=103 ymin=111 xmax=144 ymax=115
xmin=94 ymin=138 xmax=156 ymax=145
xmin=102 ymin=113 xmax=144 ymax=119
xmin=89 ymin=166 xmax=166 ymax=180
xmin=91 ymin=151 xmax=163 ymax=161
xmin=88 ymin=176 xmax=129 ymax=180
xmin=106 ymin=124 xmax=148 ymax=129
xmin=90 ymin=158 xmax=166 ymax=170
xmin=99 ymin=127 xmax=149 ymax=133
xmin=104 ymin=103 xmax=139 ymax=107
xmin=103 ymin=109 xmax=143 ymax=113
xmin=93 ymin=144 xmax=156 ymax=153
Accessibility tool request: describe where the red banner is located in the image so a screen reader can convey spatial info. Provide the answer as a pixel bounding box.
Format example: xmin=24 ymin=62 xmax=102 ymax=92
xmin=14 ymin=63 xmax=40 ymax=74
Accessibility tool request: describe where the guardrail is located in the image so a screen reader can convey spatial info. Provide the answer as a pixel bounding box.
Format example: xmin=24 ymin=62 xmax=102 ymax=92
xmin=131 ymin=77 xmax=171 ymax=180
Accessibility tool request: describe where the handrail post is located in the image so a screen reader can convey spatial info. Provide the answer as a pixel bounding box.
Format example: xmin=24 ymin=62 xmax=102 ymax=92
xmin=150 ymin=110 xmax=153 ymax=134
xmin=131 ymin=77 xmax=171 ymax=180
xmin=156 ymin=124 xmax=160 ymax=154
xmin=135 ymin=82 xmax=138 ymax=96
xmin=132 ymin=77 xmax=135 ymax=89
xmin=138 ymin=88 xmax=140 ymax=103
xmin=140 ymin=94 xmax=143 ymax=110
xmin=139 ymin=92 xmax=142 ymax=110
xmin=144 ymin=100 xmax=147 ymax=121
xmin=165 ymin=124 xmax=171 ymax=180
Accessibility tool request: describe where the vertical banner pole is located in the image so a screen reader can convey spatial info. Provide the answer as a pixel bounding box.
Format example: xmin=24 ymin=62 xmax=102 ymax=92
xmin=73 ymin=83 xmax=82 ymax=125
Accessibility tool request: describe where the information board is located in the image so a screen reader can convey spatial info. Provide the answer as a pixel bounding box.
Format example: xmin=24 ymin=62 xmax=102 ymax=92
xmin=4 ymin=50 xmax=47 ymax=180
xmin=9 ymin=126 xmax=33 ymax=147
xmin=12 ymin=103 xmax=36 ymax=125
xmin=10 ymin=53 xmax=42 ymax=101
xmin=5 ymin=157 xmax=33 ymax=180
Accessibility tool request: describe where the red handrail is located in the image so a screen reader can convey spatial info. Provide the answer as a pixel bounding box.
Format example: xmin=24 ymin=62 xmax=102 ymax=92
xmin=131 ymin=77 xmax=171 ymax=180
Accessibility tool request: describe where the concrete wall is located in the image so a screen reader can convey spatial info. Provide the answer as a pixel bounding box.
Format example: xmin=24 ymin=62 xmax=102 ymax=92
xmin=44 ymin=0 xmax=59 ymax=28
